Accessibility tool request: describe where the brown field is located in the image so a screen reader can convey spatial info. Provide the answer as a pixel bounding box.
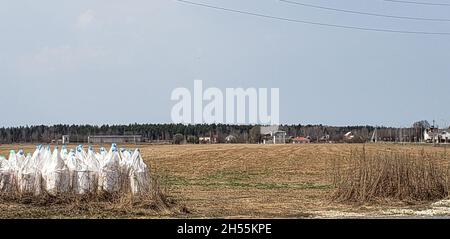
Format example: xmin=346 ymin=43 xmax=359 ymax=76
xmin=1 ymin=143 xmax=450 ymax=218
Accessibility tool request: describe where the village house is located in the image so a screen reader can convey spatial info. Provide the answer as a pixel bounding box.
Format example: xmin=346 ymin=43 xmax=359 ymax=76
xmin=199 ymin=137 xmax=212 ymax=144
xmin=424 ymin=127 xmax=450 ymax=143
xmin=292 ymin=136 xmax=311 ymax=144
xmin=260 ymin=125 xmax=286 ymax=144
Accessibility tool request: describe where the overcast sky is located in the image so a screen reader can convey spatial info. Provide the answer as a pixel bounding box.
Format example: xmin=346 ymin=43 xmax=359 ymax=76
xmin=1 ymin=0 xmax=449 ymax=128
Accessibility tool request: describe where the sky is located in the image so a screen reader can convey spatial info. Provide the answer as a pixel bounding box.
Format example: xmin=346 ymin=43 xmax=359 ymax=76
xmin=1 ymin=0 xmax=449 ymax=128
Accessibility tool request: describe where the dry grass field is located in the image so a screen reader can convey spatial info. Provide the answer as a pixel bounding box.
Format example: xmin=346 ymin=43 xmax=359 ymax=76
xmin=1 ymin=143 xmax=450 ymax=218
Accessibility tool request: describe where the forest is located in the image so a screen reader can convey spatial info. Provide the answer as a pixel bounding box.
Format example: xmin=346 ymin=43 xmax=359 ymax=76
xmin=0 ymin=121 xmax=434 ymax=144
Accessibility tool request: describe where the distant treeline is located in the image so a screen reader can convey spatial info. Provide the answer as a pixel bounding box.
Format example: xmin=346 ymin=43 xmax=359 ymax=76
xmin=0 ymin=122 xmax=432 ymax=144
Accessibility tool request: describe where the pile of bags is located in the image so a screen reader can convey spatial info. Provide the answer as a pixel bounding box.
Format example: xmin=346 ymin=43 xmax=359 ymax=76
xmin=0 ymin=144 xmax=150 ymax=197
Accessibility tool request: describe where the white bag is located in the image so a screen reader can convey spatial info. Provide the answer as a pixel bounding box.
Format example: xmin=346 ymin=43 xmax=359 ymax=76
xmin=119 ymin=148 xmax=132 ymax=191
xmin=67 ymin=150 xmax=98 ymax=195
xmin=7 ymin=150 xmax=19 ymax=172
xmin=75 ymin=145 xmax=87 ymax=162
xmin=95 ymin=147 xmax=107 ymax=167
xmin=86 ymin=146 xmax=100 ymax=172
xmin=1 ymin=145 xmax=151 ymax=197
xmin=37 ymin=146 xmax=51 ymax=172
xmin=17 ymin=147 xmax=42 ymax=196
xmin=120 ymin=149 xmax=132 ymax=167
xmin=129 ymin=149 xmax=150 ymax=195
xmin=16 ymin=150 xmax=26 ymax=169
xmin=98 ymin=146 xmax=122 ymax=193
xmin=42 ymin=148 xmax=71 ymax=196
xmin=8 ymin=150 xmax=19 ymax=182
xmin=0 ymin=157 xmax=16 ymax=195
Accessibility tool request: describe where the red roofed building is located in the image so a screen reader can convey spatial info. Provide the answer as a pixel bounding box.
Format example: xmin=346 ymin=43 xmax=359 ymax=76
xmin=292 ymin=136 xmax=311 ymax=144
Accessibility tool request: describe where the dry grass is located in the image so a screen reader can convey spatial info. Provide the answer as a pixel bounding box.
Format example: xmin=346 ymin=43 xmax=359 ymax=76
xmin=332 ymin=146 xmax=450 ymax=203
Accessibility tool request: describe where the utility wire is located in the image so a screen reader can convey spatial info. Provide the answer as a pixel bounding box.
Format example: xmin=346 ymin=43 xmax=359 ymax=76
xmin=280 ymin=0 xmax=450 ymax=22
xmin=384 ymin=0 xmax=450 ymax=6
xmin=174 ymin=0 xmax=450 ymax=35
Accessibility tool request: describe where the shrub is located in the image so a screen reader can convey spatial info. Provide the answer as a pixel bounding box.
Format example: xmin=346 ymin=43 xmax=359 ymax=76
xmin=332 ymin=146 xmax=449 ymax=203
xmin=186 ymin=135 xmax=199 ymax=144
xmin=173 ymin=134 xmax=184 ymax=145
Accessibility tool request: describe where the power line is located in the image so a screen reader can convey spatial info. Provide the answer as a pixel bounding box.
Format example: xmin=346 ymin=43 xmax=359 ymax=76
xmin=280 ymin=0 xmax=450 ymax=22
xmin=174 ymin=0 xmax=450 ymax=35
xmin=384 ymin=0 xmax=450 ymax=6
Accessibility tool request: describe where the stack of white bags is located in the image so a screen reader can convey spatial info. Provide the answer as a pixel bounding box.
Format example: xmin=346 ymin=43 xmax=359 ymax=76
xmin=0 ymin=144 xmax=150 ymax=197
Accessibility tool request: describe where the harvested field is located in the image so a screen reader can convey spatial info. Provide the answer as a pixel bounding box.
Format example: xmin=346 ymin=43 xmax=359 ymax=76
xmin=1 ymin=143 xmax=450 ymax=218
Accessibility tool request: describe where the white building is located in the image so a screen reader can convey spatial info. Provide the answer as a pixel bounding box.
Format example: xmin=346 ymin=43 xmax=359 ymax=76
xmin=441 ymin=131 xmax=450 ymax=142
xmin=424 ymin=128 xmax=450 ymax=143
xmin=62 ymin=135 xmax=70 ymax=144
xmin=87 ymin=135 xmax=142 ymax=144
xmin=260 ymin=125 xmax=286 ymax=144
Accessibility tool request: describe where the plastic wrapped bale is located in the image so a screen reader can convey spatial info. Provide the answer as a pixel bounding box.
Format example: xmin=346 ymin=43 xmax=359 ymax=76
xmin=17 ymin=147 xmax=42 ymax=196
xmin=128 ymin=149 xmax=150 ymax=196
xmin=98 ymin=146 xmax=122 ymax=194
xmin=67 ymin=150 xmax=98 ymax=195
xmin=41 ymin=148 xmax=71 ymax=196
xmin=0 ymin=157 xmax=16 ymax=195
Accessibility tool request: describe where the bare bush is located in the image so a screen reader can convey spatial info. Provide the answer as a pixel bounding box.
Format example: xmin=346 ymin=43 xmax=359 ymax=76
xmin=332 ymin=146 xmax=449 ymax=203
